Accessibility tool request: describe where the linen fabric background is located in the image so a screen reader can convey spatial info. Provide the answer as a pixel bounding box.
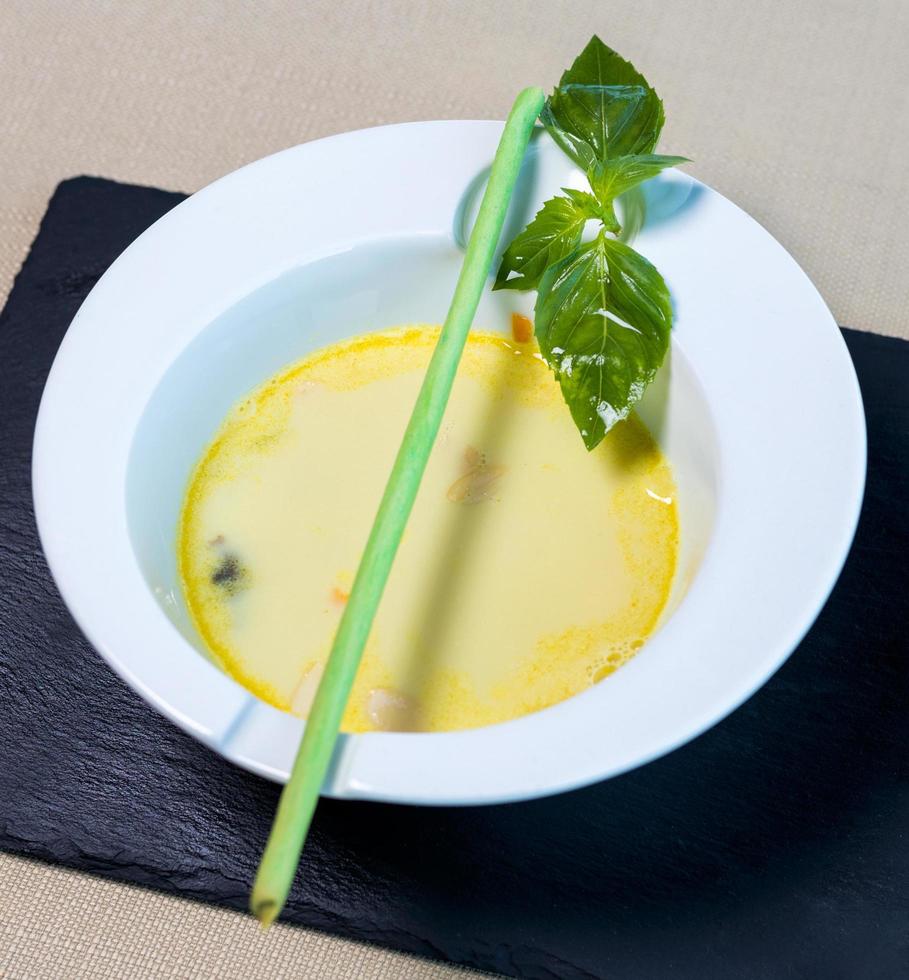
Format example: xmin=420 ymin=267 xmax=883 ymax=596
xmin=1 ymin=2 xmax=906 ymax=977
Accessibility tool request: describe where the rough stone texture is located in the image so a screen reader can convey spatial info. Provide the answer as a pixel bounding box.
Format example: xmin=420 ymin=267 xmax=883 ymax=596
xmin=1 ymin=178 xmax=907 ymax=978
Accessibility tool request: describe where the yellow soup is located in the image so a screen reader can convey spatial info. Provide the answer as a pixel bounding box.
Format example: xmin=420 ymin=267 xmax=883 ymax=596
xmin=179 ymin=326 xmax=678 ymax=732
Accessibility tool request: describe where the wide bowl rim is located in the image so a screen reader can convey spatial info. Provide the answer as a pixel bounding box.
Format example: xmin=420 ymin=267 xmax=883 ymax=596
xmin=32 ymin=119 xmax=866 ymax=805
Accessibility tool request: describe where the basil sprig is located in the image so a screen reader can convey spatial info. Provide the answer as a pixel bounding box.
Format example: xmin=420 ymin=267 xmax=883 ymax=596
xmin=494 ymin=36 xmax=688 ymax=450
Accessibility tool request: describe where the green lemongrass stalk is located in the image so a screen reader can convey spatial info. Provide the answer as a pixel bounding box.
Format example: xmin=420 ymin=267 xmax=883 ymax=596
xmin=250 ymin=85 xmax=545 ymax=927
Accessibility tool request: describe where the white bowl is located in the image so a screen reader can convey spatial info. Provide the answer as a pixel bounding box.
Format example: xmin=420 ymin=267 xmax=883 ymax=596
xmin=32 ymin=121 xmax=866 ymax=805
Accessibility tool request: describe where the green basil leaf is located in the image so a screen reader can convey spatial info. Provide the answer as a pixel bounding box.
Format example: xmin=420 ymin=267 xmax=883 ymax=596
xmin=543 ymin=36 xmax=665 ymax=164
xmin=493 ymin=194 xmax=591 ymax=292
xmin=590 ymin=154 xmax=689 ymax=204
xmin=561 ymin=187 xmax=600 ymax=215
xmin=534 ymin=233 xmax=671 ymax=450
xmin=562 ymin=186 xmax=620 ymax=234
xmin=616 ymin=186 xmax=646 ymax=244
xmin=538 ymin=102 xmax=599 ymax=170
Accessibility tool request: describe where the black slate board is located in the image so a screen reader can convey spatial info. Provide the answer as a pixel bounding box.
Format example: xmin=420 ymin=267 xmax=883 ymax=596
xmin=1 ymin=177 xmax=907 ymax=979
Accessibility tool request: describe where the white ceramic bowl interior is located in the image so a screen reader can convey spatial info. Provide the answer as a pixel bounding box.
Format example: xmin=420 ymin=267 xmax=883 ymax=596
xmin=126 ymin=238 xmax=717 ymax=661
xmin=33 ymin=121 xmax=865 ymax=805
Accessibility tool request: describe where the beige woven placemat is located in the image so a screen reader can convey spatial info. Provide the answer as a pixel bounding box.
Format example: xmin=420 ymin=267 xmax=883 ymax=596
xmin=1 ymin=1 xmax=907 ymax=978
xmin=0 ymin=853 xmax=488 ymax=980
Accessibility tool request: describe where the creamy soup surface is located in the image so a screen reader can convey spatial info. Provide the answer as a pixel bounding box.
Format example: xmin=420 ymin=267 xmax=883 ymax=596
xmin=179 ymin=326 xmax=678 ymax=732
